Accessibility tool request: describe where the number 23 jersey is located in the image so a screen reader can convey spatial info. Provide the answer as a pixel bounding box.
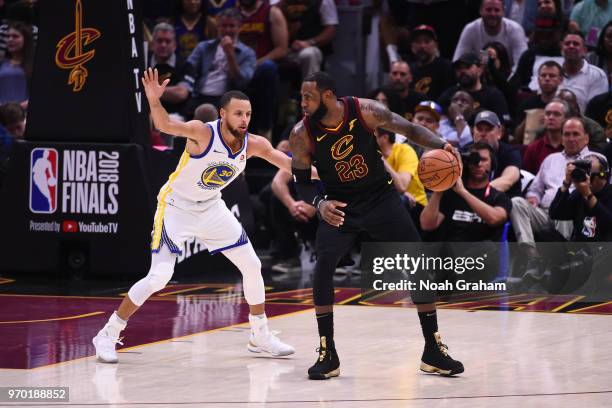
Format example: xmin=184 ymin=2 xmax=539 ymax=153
xmin=303 ymin=97 xmax=393 ymax=207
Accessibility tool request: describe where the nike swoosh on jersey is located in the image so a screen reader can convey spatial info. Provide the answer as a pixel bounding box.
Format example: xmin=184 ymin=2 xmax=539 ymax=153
xmin=316 ymin=133 xmax=328 ymax=142
xmin=388 ymin=179 xmax=393 ymax=184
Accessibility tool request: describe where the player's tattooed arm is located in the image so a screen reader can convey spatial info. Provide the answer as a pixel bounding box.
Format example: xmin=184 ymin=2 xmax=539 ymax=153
xmin=288 ymin=121 xmax=313 ymax=170
xmin=358 ymin=98 xmax=447 ymax=149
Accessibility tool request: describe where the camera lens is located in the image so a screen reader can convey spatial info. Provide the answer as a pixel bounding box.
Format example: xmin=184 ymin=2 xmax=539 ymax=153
xmin=571 ymin=168 xmax=587 ymax=182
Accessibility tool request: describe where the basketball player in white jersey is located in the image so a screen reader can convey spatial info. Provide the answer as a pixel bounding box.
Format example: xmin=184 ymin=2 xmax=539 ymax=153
xmin=93 ymin=68 xmax=295 ymax=363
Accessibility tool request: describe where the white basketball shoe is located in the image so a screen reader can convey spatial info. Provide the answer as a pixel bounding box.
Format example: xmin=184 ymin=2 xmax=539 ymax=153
xmin=93 ymin=312 xmax=126 ymax=363
xmin=247 ymin=314 xmax=295 ymax=357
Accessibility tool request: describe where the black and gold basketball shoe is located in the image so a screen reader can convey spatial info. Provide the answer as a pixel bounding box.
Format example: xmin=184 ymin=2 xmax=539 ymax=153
xmin=308 ymin=336 xmax=340 ymax=380
xmin=420 ymin=332 xmax=464 ymax=376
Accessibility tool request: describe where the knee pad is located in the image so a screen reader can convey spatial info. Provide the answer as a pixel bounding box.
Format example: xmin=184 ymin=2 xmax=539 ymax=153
xmin=147 ymin=265 xmax=173 ymax=293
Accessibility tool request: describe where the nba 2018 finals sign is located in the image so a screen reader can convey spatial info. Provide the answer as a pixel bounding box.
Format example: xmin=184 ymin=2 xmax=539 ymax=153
xmin=29 ymin=147 xmax=120 ymax=234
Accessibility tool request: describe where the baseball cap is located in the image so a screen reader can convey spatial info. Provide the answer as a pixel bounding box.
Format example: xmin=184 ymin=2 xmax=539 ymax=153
xmin=415 ymin=100 xmax=442 ymax=120
xmin=412 ymin=25 xmax=438 ymax=42
xmin=474 ymin=110 xmax=501 ymax=127
xmin=453 ymin=52 xmax=481 ymax=68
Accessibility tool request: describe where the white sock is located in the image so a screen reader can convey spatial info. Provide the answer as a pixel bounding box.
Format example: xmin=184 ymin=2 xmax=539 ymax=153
xmin=249 ymin=314 xmax=269 ymax=340
xmin=102 ymin=311 xmax=127 ymax=339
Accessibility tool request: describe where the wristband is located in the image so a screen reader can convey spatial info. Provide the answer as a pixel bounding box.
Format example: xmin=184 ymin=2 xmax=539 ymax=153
xmin=562 ymin=181 xmax=571 ymax=189
xmin=313 ymin=195 xmax=327 ymax=210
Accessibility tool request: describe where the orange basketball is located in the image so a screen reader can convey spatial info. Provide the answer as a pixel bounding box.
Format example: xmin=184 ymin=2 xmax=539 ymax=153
xmin=417 ymin=149 xmax=461 ymax=192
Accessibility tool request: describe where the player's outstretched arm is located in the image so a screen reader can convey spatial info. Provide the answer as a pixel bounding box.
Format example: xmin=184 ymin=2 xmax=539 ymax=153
xmin=357 ymin=98 xmax=447 ymax=150
xmin=142 ymin=68 xmax=209 ymax=143
xmin=248 ymin=134 xmax=292 ymax=172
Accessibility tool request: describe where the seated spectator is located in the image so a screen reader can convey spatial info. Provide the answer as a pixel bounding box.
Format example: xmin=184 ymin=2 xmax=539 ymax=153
xmin=174 ymin=0 xmax=216 ymax=60
xmin=515 ymin=60 xmax=563 ymax=124
xmin=279 ymin=0 xmax=338 ymax=78
xmin=269 ymin=169 xmax=318 ymax=272
xmin=420 ymin=141 xmax=511 ymax=241
xmin=569 ymin=0 xmax=612 ymax=47
xmin=175 ymin=9 xmax=255 ymax=115
xmin=148 ymin=23 xmax=189 ymax=116
xmin=381 ymin=0 xmax=479 ymax=62
xmin=376 ymin=128 xmax=427 ymax=229
xmin=0 ymin=0 xmax=38 ymax=61
xmin=193 ymin=103 xmax=218 ymax=123
xmin=505 ymin=0 xmax=569 ymax=34
xmin=557 ymin=88 xmax=608 ymax=151
xmin=205 ymin=0 xmax=237 ymax=16
xmin=510 ymin=117 xmax=592 ymax=273
xmin=523 ymin=99 xmax=567 ymax=174
xmin=585 ymin=88 xmax=612 ymax=139
xmin=388 ymin=61 xmax=426 ymax=121
xmin=0 ymin=101 xmax=24 ymax=186
xmin=411 ymin=100 xmax=443 ymax=156
xmin=0 ymin=22 xmax=32 ymax=108
xmin=560 ymin=31 xmax=608 ymax=113
xmin=438 ymin=52 xmax=510 ymax=123
xmin=481 ymin=41 xmax=517 ymax=117
xmin=368 ymin=86 xmax=405 ymax=141
xmin=472 ymin=110 xmax=522 ymax=197
xmin=586 ymin=21 xmax=612 ymax=78
xmin=550 ymin=153 xmax=612 ymax=241
xmin=0 ymin=101 xmax=25 ymax=141
xmin=409 ymin=25 xmax=456 ymax=100
xmin=453 ymin=0 xmax=528 ymax=69
xmin=368 ymin=86 xmax=404 ymax=116
xmin=439 ymin=91 xmax=475 ymax=149
xmin=509 ymin=11 xmax=563 ymax=92
xmin=239 ymin=0 xmax=289 ymax=137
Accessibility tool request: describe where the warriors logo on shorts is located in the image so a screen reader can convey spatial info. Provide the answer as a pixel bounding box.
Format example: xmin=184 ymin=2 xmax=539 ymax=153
xmin=198 ymin=163 xmax=238 ymax=189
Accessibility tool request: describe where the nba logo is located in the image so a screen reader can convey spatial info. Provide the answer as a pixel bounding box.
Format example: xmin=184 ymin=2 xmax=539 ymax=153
xmin=29 ymin=148 xmax=59 ymax=214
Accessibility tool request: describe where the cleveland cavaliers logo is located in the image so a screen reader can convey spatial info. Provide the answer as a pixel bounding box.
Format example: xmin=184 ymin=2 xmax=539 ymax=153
xmin=55 ymin=0 xmax=101 ymax=92
xmin=331 ymin=135 xmax=354 ymax=161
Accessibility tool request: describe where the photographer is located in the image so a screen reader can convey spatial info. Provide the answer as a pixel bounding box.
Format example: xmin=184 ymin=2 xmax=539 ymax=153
xmin=471 ymin=111 xmax=522 ymax=197
xmin=511 ymin=117 xmax=592 ymax=278
xmin=420 ymin=142 xmax=512 ymax=242
xmin=549 ymin=154 xmax=612 ymax=242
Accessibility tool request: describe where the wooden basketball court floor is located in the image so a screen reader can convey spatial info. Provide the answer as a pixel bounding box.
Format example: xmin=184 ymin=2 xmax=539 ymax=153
xmin=1 ymin=281 xmax=611 ymax=408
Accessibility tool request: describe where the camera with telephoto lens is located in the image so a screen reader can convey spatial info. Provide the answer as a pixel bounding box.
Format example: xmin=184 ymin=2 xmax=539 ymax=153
xmin=461 ymin=151 xmax=481 ymax=167
xmin=570 ymin=160 xmax=592 ymax=182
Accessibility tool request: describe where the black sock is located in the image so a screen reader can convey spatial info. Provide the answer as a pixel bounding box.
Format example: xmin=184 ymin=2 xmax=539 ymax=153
xmin=418 ymin=310 xmax=438 ymax=347
xmin=316 ymin=312 xmax=334 ymax=347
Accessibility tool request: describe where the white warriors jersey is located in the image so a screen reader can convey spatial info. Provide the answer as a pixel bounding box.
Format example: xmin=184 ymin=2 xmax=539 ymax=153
xmin=158 ymin=119 xmax=248 ymax=207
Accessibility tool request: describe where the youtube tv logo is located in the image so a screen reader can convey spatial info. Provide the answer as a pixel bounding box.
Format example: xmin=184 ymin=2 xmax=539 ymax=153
xmin=62 ymin=220 xmax=78 ymax=233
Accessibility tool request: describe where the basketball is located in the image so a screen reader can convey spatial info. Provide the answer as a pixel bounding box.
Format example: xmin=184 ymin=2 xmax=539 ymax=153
xmin=417 ymin=149 xmax=461 ymax=192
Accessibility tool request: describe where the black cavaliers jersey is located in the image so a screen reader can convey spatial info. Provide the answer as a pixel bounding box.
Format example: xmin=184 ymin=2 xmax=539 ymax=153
xmin=303 ymin=97 xmax=393 ymax=210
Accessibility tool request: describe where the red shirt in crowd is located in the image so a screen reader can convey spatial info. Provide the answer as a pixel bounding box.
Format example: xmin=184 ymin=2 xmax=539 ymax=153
xmin=522 ymin=133 xmax=564 ymax=175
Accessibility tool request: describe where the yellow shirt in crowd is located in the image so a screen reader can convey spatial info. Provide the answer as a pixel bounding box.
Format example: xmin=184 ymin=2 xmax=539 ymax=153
xmin=386 ymin=143 xmax=428 ymax=207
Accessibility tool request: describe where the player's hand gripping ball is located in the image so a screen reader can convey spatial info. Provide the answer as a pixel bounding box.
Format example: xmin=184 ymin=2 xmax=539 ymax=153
xmin=417 ymin=149 xmax=462 ymax=192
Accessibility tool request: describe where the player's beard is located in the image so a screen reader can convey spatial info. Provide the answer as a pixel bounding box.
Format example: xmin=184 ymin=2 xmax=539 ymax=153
xmin=228 ymin=123 xmax=247 ymax=139
xmin=310 ymin=101 xmax=328 ymax=123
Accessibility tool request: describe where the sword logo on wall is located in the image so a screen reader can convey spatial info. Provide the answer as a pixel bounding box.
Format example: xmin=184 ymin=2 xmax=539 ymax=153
xmin=55 ymin=0 xmax=101 ymax=92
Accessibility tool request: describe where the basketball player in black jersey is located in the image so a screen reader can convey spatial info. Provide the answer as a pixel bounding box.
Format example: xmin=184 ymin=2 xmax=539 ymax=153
xmin=290 ymin=72 xmax=464 ymax=379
